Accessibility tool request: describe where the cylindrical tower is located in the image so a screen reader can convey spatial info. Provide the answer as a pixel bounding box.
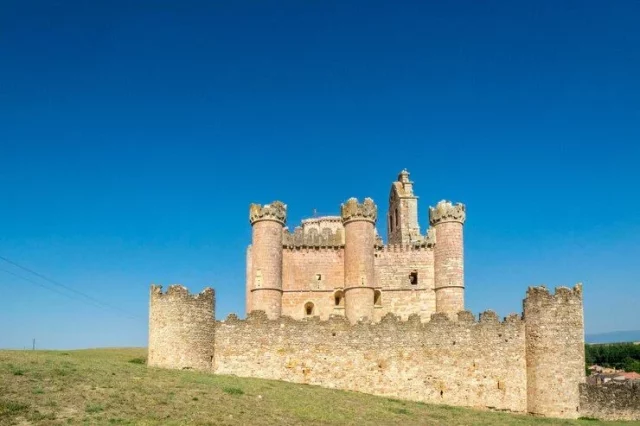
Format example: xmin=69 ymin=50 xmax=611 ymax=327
xmin=341 ymin=197 xmax=377 ymax=324
xmin=524 ymin=284 xmax=585 ymax=418
xmin=148 ymin=284 xmax=215 ymax=371
xmin=249 ymin=201 xmax=286 ymax=320
xmin=429 ymin=200 xmax=466 ymax=316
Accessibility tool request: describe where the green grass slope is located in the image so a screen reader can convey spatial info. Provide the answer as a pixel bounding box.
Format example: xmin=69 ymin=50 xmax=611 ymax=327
xmin=0 ymin=348 xmax=635 ymax=425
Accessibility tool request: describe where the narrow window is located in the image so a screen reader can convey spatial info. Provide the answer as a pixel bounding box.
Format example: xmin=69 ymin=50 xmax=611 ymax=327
xmin=395 ymin=208 xmax=399 ymax=227
xmin=409 ymin=271 xmax=418 ymax=285
xmin=304 ymin=302 xmax=314 ymax=316
xmin=334 ymin=291 xmax=344 ymax=307
xmin=374 ymin=290 xmax=382 ymax=306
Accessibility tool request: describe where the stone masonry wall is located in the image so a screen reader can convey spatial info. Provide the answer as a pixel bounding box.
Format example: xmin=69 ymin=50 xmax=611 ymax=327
xmin=214 ymin=310 xmax=527 ymax=413
xmin=148 ymin=285 xmax=215 ymax=371
xmin=282 ymin=248 xmax=344 ymax=292
xmin=245 ymin=245 xmax=252 ymax=315
xmin=282 ymin=290 xmax=340 ymax=320
xmin=343 ymin=218 xmax=376 ymax=323
xmin=281 ymin=248 xmax=344 ymax=320
xmin=433 ymin=220 xmax=464 ymax=315
xmin=524 ymin=285 xmax=585 ymax=419
xmin=579 ymin=383 xmax=640 ymax=421
xmin=374 ymin=245 xmax=435 ymax=321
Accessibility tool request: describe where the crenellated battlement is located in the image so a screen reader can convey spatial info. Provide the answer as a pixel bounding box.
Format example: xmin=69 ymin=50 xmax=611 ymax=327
xmin=150 ymin=284 xmax=215 ymax=301
xmin=218 ymin=308 xmax=523 ymax=330
xmin=340 ymin=197 xmax=377 ymax=224
xmin=524 ymin=283 xmax=583 ymax=307
xmin=148 ymin=284 xmax=216 ymax=371
xmin=428 ymin=200 xmax=466 ymax=225
xmin=249 ymin=201 xmax=287 ymax=225
xmin=282 ymin=226 xmax=344 ymax=249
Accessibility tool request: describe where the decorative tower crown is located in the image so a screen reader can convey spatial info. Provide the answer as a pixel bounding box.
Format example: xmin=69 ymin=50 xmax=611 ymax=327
xmin=340 ymin=197 xmax=377 ymax=224
xmin=428 ymin=200 xmax=466 ymax=225
xmin=249 ymin=201 xmax=287 ymax=225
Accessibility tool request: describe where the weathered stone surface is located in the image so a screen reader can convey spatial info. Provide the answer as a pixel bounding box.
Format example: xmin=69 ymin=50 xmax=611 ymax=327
xmin=340 ymin=197 xmax=377 ymax=224
xmin=249 ymin=201 xmax=287 ymax=225
xmin=343 ymin=217 xmax=376 ymax=324
xmin=428 ymin=200 xmax=466 ymax=225
xmin=214 ymin=310 xmax=527 ymax=413
xmin=524 ymin=284 xmax=585 ymax=419
xmin=148 ymin=285 xmax=215 ymax=371
xmin=579 ymin=382 xmax=640 ymax=420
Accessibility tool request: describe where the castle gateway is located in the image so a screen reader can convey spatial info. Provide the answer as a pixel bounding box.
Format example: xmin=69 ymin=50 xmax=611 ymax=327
xmin=148 ymin=170 xmax=590 ymax=420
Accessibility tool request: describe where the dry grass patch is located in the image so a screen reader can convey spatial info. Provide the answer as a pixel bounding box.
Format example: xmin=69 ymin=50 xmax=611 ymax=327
xmin=0 ymin=348 xmax=635 ymax=425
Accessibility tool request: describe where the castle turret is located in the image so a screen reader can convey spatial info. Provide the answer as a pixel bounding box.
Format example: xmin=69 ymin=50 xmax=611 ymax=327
xmin=341 ymin=197 xmax=377 ymax=324
xmin=148 ymin=284 xmax=215 ymax=371
xmin=249 ymin=201 xmax=286 ymax=320
xmin=429 ymin=200 xmax=466 ymax=316
xmin=524 ymin=284 xmax=585 ymax=418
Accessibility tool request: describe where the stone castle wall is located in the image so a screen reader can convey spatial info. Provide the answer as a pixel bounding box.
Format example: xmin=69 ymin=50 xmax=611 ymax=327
xmin=278 ymin=244 xmax=438 ymax=321
xmin=281 ymin=248 xmax=344 ymax=320
xmin=214 ymin=310 xmax=528 ymax=413
xmin=148 ymin=283 xmax=597 ymax=420
xmin=579 ymin=383 xmax=640 ymax=421
xmin=374 ymin=245 xmax=435 ymax=321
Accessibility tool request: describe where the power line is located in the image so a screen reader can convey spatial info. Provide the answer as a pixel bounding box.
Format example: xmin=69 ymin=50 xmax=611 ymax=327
xmin=0 ymin=267 xmax=85 ymax=301
xmin=0 ymin=267 xmax=124 ymax=315
xmin=0 ymin=255 xmax=143 ymax=320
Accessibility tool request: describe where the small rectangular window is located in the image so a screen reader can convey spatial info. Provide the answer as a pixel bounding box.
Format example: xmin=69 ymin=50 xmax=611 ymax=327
xmin=409 ymin=271 xmax=418 ymax=285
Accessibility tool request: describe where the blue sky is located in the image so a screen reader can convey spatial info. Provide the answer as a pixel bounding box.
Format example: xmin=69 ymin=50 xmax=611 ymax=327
xmin=1 ymin=1 xmax=638 ymax=349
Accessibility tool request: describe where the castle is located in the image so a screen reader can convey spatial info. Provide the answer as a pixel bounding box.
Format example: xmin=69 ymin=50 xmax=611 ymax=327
xmin=245 ymin=169 xmax=465 ymax=324
xmin=147 ymin=171 xmax=637 ymax=420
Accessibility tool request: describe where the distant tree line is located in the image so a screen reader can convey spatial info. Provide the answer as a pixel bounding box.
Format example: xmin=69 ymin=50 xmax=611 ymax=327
xmin=585 ymin=343 xmax=640 ymax=374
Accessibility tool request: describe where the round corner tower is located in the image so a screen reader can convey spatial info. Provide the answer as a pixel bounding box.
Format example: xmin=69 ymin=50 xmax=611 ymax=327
xmin=429 ymin=200 xmax=466 ymax=316
xmin=341 ymin=197 xmax=377 ymax=324
xmin=523 ymin=284 xmax=585 ymax=418
xmin=249 ymin=201 xmax=286 ymax=320
xmin=148 ymin=284 xmax=215 ymax=371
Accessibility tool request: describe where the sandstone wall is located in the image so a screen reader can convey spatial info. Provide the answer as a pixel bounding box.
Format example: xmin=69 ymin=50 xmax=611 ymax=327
xmin=148 ymin=285 xmax=215 ymax=371
xmin=524 ymin=285 xmax=585 ymax=419
xmin=282 ymin=248 xmax=344 ymax=292
xmin=281 ymin=248 xmax=344 ymax=320
xmin=579 ymin=383 xmax=640 ymax=421
xmin=214 ymin=310 xmax=527 ymax=413
xmin=245 ymin=245 xmax=252 ymax=315
xmin=374 ymin=245 xmax=435 ymax=321
xmin=282 ymin=290 xmax=340 ymax=320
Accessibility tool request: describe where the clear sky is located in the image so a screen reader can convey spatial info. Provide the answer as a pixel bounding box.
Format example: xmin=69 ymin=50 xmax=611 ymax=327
xmin=1 ymin=1 xmax=639 ymax=349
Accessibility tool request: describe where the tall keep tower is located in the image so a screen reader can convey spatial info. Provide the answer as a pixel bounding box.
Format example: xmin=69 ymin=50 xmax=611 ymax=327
xmin=249 ymin=201 xmax=287 ymax=319
xmin=429 ymin=200 xmax=466 ymax=316
xmin=341 ymin=197 xmax=377 ymax=324
xmin=387 ymin=169 xmax=421 ymax=244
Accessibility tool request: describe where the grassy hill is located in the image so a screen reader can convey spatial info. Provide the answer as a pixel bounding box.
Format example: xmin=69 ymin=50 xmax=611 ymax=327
xmin=0 ymin=348 xmax=635 ymax=425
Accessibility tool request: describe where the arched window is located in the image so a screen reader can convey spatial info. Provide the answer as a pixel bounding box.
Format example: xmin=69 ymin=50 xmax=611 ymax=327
xmin=334 ymin=290 xmax=345 ymax=307
xmin=374 ymin=290 xmax=382 ymax=306
xmin=304 ymin=302 xmax=314 ymax=316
